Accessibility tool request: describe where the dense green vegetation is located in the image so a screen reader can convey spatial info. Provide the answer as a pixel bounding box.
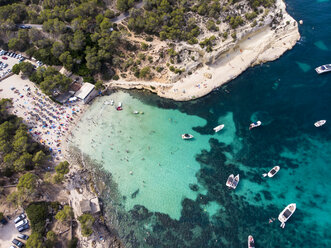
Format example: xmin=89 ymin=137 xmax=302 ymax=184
xmin=13 ymin=62 xmax=71 ymax=95
xmin=0 ymin=0 xmax=275 ymax=80
xmin=53 ymin=160 xmax=70 ymax=183
xmin=26 ymin=201 xmax=49 ymax=235
xmin=55 ymin=205 xmax=73 ymax=222
xmin=0 ymin=99 xmax=48 ymax=175
xmin=78 ymin=213 xmax=95 ymax=237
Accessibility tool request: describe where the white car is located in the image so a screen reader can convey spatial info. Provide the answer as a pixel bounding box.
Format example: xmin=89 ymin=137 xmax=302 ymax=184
xmin=15 ymin=219 xmax=27 ymax=228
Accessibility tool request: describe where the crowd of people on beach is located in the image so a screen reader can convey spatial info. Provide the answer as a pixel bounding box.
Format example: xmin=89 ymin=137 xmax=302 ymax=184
xmin=9 ymin=85 xmax=82 ymax=161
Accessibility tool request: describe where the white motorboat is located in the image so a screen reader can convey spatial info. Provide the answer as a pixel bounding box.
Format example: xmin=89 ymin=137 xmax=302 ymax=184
xmin=249 ymin=121 xmax=262 ymax=130
xmin=315 ymin=64 xmax=331 ymax=74
xmin=278 ymin=203 xmax=296 ymax=228
xmin=231 ymin=174 xmax=240 ymax=189
xmin=182 ymin=133 xmax=194 ymax=140
xmin=314 ymin=120 xmax=326 ymax=127
xmin=226 ymin=174 xmax=239 ymax=189
xmin=110 ymin=99 xmax=114 ymax=105
xmin=213 ymin=124 xmax=225 ymax=132
xmin=226 ymin=174 xmax=234 ymax=188
xmin=133 ymin=111 xmax=139 ymax=114
xmin=116 ymin=102 xmax=123 ymax=111
xmin=263 ymin=166 xmax=280 ymax=178
xmin=248 ymin=235 xmax=255 ymax=248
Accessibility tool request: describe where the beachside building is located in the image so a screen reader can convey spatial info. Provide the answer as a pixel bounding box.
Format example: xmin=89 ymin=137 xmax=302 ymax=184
xmin=78 ymin=198 xmax=101 ymax=215
xmin=75 ymin=82 xmax=98 ymax=104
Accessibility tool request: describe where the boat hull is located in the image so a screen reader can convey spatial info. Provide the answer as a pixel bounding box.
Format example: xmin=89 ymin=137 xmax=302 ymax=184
xmin=315 ymin=64 xmax=331 ymax=74
xmin=248 ymin=235 xmax=255 ymax=248
xmin=182 ymin=134 xmax=194 ymax=140
xmin=314 ymin=120 xmax=326 ymax=127
xmin=278 ymin=203 xmax=296 ymax=225
xmin=268 ymin=166 xmax=280 ymax=177
xmin=213 ymin=124 xmax=225 ymax=132
xmin=226 ymin=174 xmax=234 ymax=187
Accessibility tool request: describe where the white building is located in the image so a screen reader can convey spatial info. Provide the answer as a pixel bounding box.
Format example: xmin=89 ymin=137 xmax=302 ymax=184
xmin=75 ymin=82 xmax=98 ymax=104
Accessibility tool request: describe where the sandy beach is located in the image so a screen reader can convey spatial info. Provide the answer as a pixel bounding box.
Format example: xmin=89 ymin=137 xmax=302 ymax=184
xmin=0 ymin=74 xmax=86 ymax=161
xmin=108 ymin=0 xmax=300 ymax=101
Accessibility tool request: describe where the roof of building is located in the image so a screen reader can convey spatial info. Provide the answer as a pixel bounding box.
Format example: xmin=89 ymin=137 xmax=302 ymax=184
xmin=90 ymin=197 xmax=101 ymax=214
xmin=75 ymin=83 xmax=95 ymax=100
xmin=79 ymin=199 xmax=91 ymax=214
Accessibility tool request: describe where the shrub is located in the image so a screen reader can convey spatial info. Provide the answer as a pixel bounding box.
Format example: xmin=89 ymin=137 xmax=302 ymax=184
xmin=78 ymin=214 xmax=95 ymax=237
xmin=139 ymin=67 xmax=151 ymax=78
xmin=26 ymin=202 xmax=49 ymax=235
xmin=55 ymin=161 xmax=69 ymax=175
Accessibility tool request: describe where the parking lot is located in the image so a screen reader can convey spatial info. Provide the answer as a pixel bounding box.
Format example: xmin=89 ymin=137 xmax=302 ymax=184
xmin=0 ymin=221 xmax=25 ymax=248
xmin=0 ymin=214 xmax=30 ymax=248
xmin=0 ymin=50 xmax=24 ymax=80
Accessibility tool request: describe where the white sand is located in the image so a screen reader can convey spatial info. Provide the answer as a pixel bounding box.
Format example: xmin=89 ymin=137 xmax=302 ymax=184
xmin=108 ymin=0 xmax=300 ymax=101
xmin=0 ymin=74 xmax=85 ymax=161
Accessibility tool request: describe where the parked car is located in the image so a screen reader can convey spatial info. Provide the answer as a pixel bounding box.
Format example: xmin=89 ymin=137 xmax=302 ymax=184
xmin=12 ymin=238 xmax=24 ymax=248
xmin=2 ymin=56 xmax=7 ymax=60
xmin=14 ymin=213 xmax=26 ymax=224
xmin=18 ymin=223 xmax=29 ymax=232
xmin=15 ymin=219 xmax=27 ymax=228
xmin=18 ymin=234 xmax=29 ymax=240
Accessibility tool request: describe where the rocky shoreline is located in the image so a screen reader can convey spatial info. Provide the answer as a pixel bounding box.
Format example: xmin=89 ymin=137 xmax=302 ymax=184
xmin=107 ymin=0 xmax=300 ymax=101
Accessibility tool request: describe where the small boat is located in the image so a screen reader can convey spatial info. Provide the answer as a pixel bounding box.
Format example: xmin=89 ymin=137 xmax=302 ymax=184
xmin=226 ymin=174 xmax=239 ymax=189
xmin=278 ymin=203 xmax=296 ymax=228
xmin=213 ymin=124 xmax=225 ymax=132
xmin=116 ymin=102 xmax=122 ymax=111
xmin=314 ymin=120 xmax=326 ymax=127
xmin=249 ymin=121 xmax=262 ymax=130
xmin=248 ymin=235 xmax=255 ymax=248
xmin=315 ymin=64 xmax=331 ymax=74
xmin=133 ymin=111 xmax=139 ymax=114
xmin=182 ymin=133 xmax=194 ymax=140
xmin=226 ymin=174 xmax=234 ymax=187
xmin=231 ymin=174 xmax=240 ymax=189
xmin=110 ymin=99 xmax=114 ymax=105
xmin=263 ymin=166 xmax=280 ymax=178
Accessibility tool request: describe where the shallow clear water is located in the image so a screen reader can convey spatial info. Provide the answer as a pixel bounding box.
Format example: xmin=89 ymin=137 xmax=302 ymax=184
xmin=71 ymin=0 xmax=331 ymax=247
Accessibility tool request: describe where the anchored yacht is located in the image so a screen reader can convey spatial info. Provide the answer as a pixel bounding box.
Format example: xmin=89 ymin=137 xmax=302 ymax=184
xmin=278 ymin=203 xmax=296 ymax=228
xmin=226 ymin=174 xmax=239 ymax=189
xmin=263 ymin=166 xmax=280 ymax=178
xmin=248 ymin=235 xmax=255 ymax=248
xmin=249 ymin=121 xmax=262 ymax=130
xmin=213 ymin=124 xmax=225 ymax=132
xmin=182 ymin=133 xmax=194 ymax=140
xmin=314 ymin=120 xmax=326 ymax=127
xmin=315 ymin=64 xmax=331 ymax=74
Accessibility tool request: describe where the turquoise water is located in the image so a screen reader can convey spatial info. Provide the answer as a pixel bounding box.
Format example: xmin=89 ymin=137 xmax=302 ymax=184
xmin=71 ymin=0 xmax=331 ymax=247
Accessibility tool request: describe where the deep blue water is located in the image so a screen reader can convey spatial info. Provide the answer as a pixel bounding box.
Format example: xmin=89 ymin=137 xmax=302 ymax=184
xmin=73 ymin=0 xmax=331 ymax=247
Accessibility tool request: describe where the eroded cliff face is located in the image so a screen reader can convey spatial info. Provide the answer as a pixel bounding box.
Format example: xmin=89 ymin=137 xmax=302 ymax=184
xmin=167 ymin=0 xmax=299 ymax=84
xmin=110 ymin=0 xmax=300 ymax=101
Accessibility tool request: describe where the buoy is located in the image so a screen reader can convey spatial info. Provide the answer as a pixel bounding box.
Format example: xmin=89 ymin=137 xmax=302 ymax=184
xmin=299 ymin=20 xmax=303 ymax=25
